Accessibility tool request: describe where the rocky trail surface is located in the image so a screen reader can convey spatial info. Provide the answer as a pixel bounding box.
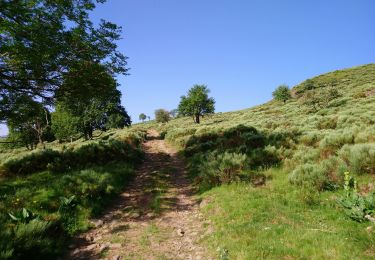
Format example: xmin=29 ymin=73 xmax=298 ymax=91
xmin=67 ymin=130 xmax=212 ymax=260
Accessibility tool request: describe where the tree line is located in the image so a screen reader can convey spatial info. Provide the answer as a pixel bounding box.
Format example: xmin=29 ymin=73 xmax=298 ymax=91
xmin=0 ymin=0 xmax=130 ymax=148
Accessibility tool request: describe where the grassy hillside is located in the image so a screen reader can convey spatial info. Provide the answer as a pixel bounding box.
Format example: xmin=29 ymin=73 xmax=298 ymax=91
xmin=141 ymin=63 xmax=375 ymax=258
xmin=0 ymin=63 xmax=374 ymax=259
xmin=0 ymin=127 xmax=146 ymax=259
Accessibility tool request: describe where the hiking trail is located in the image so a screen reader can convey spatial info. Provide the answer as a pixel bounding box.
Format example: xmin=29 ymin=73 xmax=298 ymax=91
xmin=67 ymin=130 xmax=212 ymax=260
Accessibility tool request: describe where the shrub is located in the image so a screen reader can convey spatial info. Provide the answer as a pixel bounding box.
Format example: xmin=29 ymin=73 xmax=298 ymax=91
xmin=300 ymin=87 xmax=341 ymax=112
xmin=0 ymin=219 xmax=56 ymax=259
xmin=319 ymin=130 xmax=356 ymax=155
xmin=299 ymin=132 xmax=322 ymax=146
xmin=316 ymin=117 xmax=337 ymax=130
xmin=1 ymin=149 xmax=60 ymax=175
xmin=0 ymin=161 xmax=136 ymax=259
xmin=354 ymin=125 xmax=375 ymax=143
xmin=272 ymin=84 xmax=291 ymax=103
xmin=154 ymin=109 xmax=170 ymax=123
xmin=196 ymin=152 xmax=247 ymax=190
xmin=1 ymin=139 xmax=143 ymax=175
xmin=286 ymin=148 xmax=320 ymax=169
xmin=289 ymin=163 xmax=330 ymax=191
xmin=338 ymin=144 xmax=375 ymax=174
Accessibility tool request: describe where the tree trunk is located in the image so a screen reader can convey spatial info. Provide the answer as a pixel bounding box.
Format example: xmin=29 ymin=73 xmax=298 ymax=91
xmin=88 ymin=127 xmax=93 ymax=139
xmin=38 ymin=134 xmax=45 ymax=149
xmin=84 ymin=126 xmax=93 ymax=140
xmin=195 ymin=114 xmax=200 ymax=124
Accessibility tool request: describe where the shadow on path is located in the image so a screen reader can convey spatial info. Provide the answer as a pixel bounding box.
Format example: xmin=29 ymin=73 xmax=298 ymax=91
xmin=67 ymin=130 xmax=210 ymax=260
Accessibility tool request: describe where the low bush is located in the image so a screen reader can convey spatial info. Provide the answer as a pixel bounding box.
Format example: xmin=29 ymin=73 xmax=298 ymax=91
xmin=1 ymin=139 xmax=143 ymax=175
xmin=289 ymin=163 xmax=331 ymax=191
xmin=338 ymin=144 xmax=375 ymax=174
xmin=183 ymin=125 xmax=265 ymax=157
xmin=0 ymin=161 xmax=136 ymax=259
xmin=0 ymin=218 xmax=57 ymax=259
xmin=195 ymin=152 xmax=247 ymax=191
xmin=317 ymin=117 xmax=337 ymax=130
xmin=299 ymin=132 xmax=322 ymax=146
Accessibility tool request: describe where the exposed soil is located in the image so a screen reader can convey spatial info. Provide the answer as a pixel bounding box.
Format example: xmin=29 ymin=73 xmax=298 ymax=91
xmin=66 ymin=130 xmax=212 ymax=260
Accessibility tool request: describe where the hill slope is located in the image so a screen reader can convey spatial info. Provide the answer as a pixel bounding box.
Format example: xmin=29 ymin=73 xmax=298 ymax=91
xmin=159 ymin=63 xmax=375 ymax=144
xmin=156 ymin=64 xmax=375 ymax=180
xmin=141 ymin=63 xmax=375 ymax=259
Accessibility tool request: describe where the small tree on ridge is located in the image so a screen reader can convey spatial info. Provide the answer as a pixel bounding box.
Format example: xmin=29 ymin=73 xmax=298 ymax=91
xmin=272 ymin=84 xmax=291 ymax=103
xmin=139 ymin=113 xmax=147 ymax=122
xmin=178 ymin=84 xmax=215 ymax=124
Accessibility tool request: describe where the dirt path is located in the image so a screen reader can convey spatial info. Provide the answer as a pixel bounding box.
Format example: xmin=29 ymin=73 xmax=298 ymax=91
xmin=67 ymin=130 xmax=211 ymax=260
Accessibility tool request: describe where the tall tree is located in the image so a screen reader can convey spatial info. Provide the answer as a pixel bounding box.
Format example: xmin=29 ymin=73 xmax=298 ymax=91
xmin=55 ymin=62 xmax=130 ymax=139
xmin=0 ymin=0 xmax=128 ymax=120
xmin=5 ymin=94 xmax=51 ymax=149
xmin=178 ymin=84 xmax=215 ymax=124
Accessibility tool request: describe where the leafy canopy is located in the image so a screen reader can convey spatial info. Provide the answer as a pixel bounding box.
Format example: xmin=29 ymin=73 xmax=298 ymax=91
xmin=139 ymin=113 xmax=147 ymax=121
xmin=178 ymin=84 xmax=215 ymax=123
xmin=272 ymin=84 xmax=291 ymax=103
xmin=155 ymin=109 xmax=170 ymax=123
xmin=0 ymin=0 xmax=127 ymax=110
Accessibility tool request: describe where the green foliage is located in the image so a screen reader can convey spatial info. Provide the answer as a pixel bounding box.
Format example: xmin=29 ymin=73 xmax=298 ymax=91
xmin=1 ymin=139 xmax=143 ymax=176
xmin=55 ymin=63 xmax=131 ymax=139
xmin=0 ymin=159 xmax=139 ymax=258
xmin=136 ymin=63 xmax=375 ymax=259
xmin=300 ymin=86 xmax=341 ymax=112
xmin=338 ymin=144 xmax=375 ymax=174
xmin=195 ymin=152 xmax=247 ymax=190
xmin=1 ymin=0 xmax=127 ymax=116
xmin=178 ymin=84 xmax=215 ymax=123
xmin=168 ymin=124 xmax=282 ymax=191
xmin=105 ymin=107 xmax=131 ymax=129
xmin=316 ymin=116 xmax=337 ymax=130
xmin=338 ymin=172 xmax=375 ymax=222
xmin=289 ymin=163 xmax=330 ymax=191
xmin=154 ymin=109 xmax=170 ymax=123
xmin=272 ymin=84 xmax=291 ymax=103
xmin=0 ymin=219 xmax=55 ymax=259
xmin=59 ymin=196 xmax=78 ymax=212
xmin=139 ymin=113 xmax=147 ymax=122
xmin=199 ymin=169 xmax=375 ymax=259
xmin=1 ymin=0 xmax=130 ymax=147
xmin=8 ymin=208 xmax=39 ymax=224
xmin=51 ymin=108 xmax=80 ymax=142
xmin=3 ymin=95 xmax=52 ymax=148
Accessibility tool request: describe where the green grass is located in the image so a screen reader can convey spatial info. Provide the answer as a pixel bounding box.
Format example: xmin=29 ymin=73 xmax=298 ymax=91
xmin=1 ymin=63 xmax=374 ymax=258
xmin=135 ymin=63 xmax=375 ymax=258
xmin=0 ymin=161 xmax=136 ymax=258
xmin=146 ymin=167 xmax=172 ymax=214
xmin=0 ymin=127 xmax=146 ymax=259
xmin=200 ymin=168 xmax=375 ymax=259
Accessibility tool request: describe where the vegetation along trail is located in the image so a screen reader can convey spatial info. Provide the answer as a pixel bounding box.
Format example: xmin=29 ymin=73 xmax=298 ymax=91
xmin=68 ymin=130 xmax=211 ymax=259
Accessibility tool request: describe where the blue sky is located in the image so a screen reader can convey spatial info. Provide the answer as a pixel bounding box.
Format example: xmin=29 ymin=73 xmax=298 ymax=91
xmin=0 ymin=1 xmax=374 ymax=135
xmin=88 ymin=0 xmax=374 ymax=123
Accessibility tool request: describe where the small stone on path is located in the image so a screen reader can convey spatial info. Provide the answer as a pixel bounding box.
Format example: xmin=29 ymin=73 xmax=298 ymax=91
xmin=177 ymin=228 xmax=185 ymax=237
